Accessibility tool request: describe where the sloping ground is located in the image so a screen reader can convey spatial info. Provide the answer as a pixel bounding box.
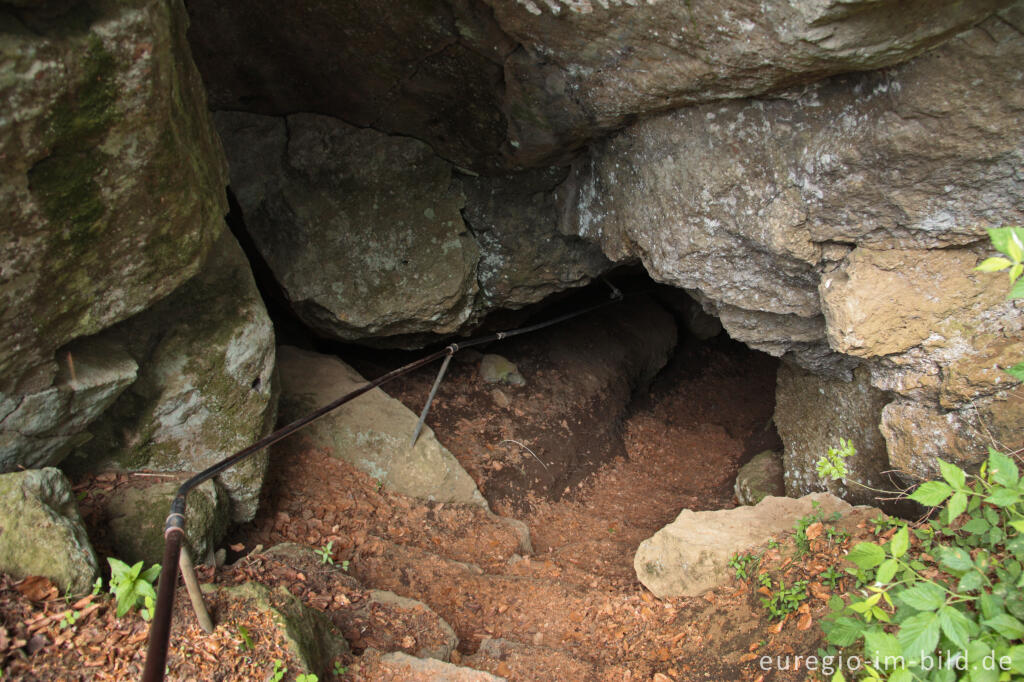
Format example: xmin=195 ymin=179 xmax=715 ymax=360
xmin=0 ymin=331 xmax=874 ymax=680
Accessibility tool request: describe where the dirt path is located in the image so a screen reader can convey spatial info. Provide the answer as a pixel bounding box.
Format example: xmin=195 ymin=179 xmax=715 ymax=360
xmin=2 ymin=328 xmax=866 ymax=680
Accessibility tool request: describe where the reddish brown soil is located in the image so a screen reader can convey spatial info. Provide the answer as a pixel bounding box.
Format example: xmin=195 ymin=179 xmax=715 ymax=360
xmin=1 ymin=330 xmax=879 ymax=681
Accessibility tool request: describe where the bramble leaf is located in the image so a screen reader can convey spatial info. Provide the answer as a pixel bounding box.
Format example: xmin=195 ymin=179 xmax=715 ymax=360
xmin=848 ymin=542 xmax=886 ymax=570
xmin=898 ymin=611 xmax=940 ymax=662
xmin=909 ymin=481 xmax=952 ymax=507
xmin=975 ymin=256 xmax=1013 ymax=272
xmin=938 ymin=459 xmax=966 ymax=490
xmin=896 ymin=582 xmax=946 ymax=611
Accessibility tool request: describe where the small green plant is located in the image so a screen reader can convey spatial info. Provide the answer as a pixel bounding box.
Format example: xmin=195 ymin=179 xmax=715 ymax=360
xmin=269 ymin=659 xmax=286 ymax=682
xmin=59 ymin=609 xmax=80 ymax=629
xmin=817 ymin=437 xmax=856 ymax=481
xmin=870 ymin=514 xmax=903 ymax=536
xmin=793 ymin=502 xmax=843 ymax=556
xmin=821 ymin=450 xmax=1024 ymax=681
xmin=315 ymin=541 xmax=335 ymax=566
xmin=296 ymin=674 xmax=319 ymax=682
xmin=757 ymin=572 xmax=773 ymax=589
xmin=975 ymin=225 xmax=1024 ymax=379
xmin=340 ymin=559 xmax=350 ymax=572
xmin=761 ymin=579 xmax=810 ymax=619
xmin=729 ymin=552 xmax=760 ymax=580
xmin=767 ymin=538 xmax=780 ymax=550
xmin=237 ymin=625 xmax=254 ymax=652
xmin=91 ymin=577 xmax=103 ymax=596
xmin=107 ymin=557 xmax=160 ymax=619
xmin=334 ymin=660 xmax=349 ymax=676
xmin=821 ymin=565 xmax=844 ymax=590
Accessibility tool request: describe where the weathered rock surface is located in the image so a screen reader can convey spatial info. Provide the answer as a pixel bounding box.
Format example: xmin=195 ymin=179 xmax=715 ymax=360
xmin=479 ymin=355 xmax=525 ymax=387
xmin=457 ymin=168 xmax=610 ymax=309
xmin=185 ymin=0 xmax=1009 ymax=169
xmin=217 ymin=112 xmax=610 ymax=346
xmin=217 ymin=111 xmax=480 ymax=343
xmin=560 ymin=12 xmax=1024 ymax=480
xmin=70 ymin=230 xmax=278 ymax=522
xmin=774 ymin=365 xmax=898 ymax=507
xmin=733 ymin=451 xmax=786 ymax=506
xmin=634 ymin=493 xmax=854 ymax=598
xmin=365 ymin=590 xmax=460 ymax=662
xmin=1 ymin=0 xmax=228 ymax=396
xmin=0 ymin=468 xmax=99 ymax=595
xmin=276 ymin=346 xmax=489 ymax=509
xmin=104 ymin=479 xmax=228 ymax=566
xmin=1 ymin=337 xmax=137 ymax=472
xmin=215 ymin=581 xmax=349 ymax=679
xmin=358 ymin=650 xmax=506 ymax=682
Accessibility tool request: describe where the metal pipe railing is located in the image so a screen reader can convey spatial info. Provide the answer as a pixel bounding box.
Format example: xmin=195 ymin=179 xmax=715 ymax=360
xmin=141 ymin=284 xmax=623 ymax=681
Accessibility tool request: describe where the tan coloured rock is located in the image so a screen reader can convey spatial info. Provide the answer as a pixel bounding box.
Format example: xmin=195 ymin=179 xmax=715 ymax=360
xmin=634 ymin=493 xmax=854 ymax=598
xmin=276 ymin=346 xmax=488 ymax=509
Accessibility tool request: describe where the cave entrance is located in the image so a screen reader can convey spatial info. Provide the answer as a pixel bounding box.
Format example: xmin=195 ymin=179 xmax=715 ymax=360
xmin=313 ymin=269 xmax=783 ymax=521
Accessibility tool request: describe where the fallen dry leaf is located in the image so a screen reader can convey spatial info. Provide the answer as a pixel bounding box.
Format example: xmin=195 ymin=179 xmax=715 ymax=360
xmin=797 ymin=612 xmax=813 ymax=631
xmin=15 ymin=576 xmax=57 ymax=601
xmin=805 ymin=522 xmax=823 ymax=540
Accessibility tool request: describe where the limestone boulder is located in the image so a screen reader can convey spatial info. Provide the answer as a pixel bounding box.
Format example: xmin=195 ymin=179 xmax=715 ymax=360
xmin=774 ymin=365 xmax=898 ymax=507
xmin=559 ymin=12 xmax=1024 ymax=371
xmin=1 ymin=337 xmax=137 ymax=472
xmin=104 ymin=479 xmax=228 ymax=566
xmin=70 ymin=230 xmax=278 ymax=522
xmin=0 ymin=468 xmax=99 ymax=595
xmin=1 ymin=0 xmax=228 ymax=397
xmin=457 ymin=168 xmax=610 ymax=309
xmin=733 ymin=451 xmax=785 ymax=506
xmin=276 ymin=346 xmax=488 ymax=509
xmin=215 ymin=581 xmax=349 ymax=680
xmin=634 ymin=493 xmax=854 ymax=599
xmin=185 ymin=0 xmax=1009 ymax=170
xmin=217 ymin=112 xmax=480 ymax=344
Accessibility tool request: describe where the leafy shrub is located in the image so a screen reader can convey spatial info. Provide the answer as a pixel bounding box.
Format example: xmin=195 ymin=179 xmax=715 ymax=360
xmin=107 ymin=557 xmax=160 ymax=620
xmin=821 ymin=450 xmax=1024 ymax=681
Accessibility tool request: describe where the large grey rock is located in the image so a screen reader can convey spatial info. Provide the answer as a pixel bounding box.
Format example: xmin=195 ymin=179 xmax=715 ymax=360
xmin=1 ymin=0 xmax=228 ymax=396
xmin=559 ymin=12 xmax=1024 ymax=480
xmin=70 ymin=230 xmax=278 ymax=522
xmin=734 ymin=451 xmax=786 ymax=506
xmin=215 ymin=581 xmax=349 ymax=680
xmin=1 ymin=336 xmax=137 ymax=472
xmin=104 ymin=479 xmax=228 ymax=566
xmin=364 ymin=651 xmax=505 ymax=682
xmin=634 ymin=493 xmax=853 ymax=599
xmin=0 ymin=468 xmax=99 ymax=595
xmin=276 ymin=346 xmax=488 ymax=509
xmin=217 ymin=111 xmax=480 ymax=343
xmin=457 ymin=167 xmax=610 ymax=309
xmin=774 ymin=364 xmax=897 ymax=506
xmin=218 ymin=112 xmax=612 ymax=346
xmin=185 ymin=0 xmax=1009 ymax=170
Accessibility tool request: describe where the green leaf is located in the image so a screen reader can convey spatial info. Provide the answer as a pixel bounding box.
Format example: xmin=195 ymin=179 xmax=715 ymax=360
xmin=824 ymin=616 xmax=864 ymax=646
xmin=1011 ymin=262 xmax=1024 ymax=283
xmin=1011 ymin=520 xmax=1024 ymax=534
xmin=987 ymin=226 xmax=1024 ymax=256
xmin=946 ymin=491 xmax=968 ymax=523
xmin=939 ymin=546 xmax=975 ymax=574
xmin=140 ymin=563 xmax=161 ymax=585
xmin=938 ymin=459 xmax=967 ymax=490
xmin=864 ymin=628 xmax=903 ymax=663
xmin=896 ymin=582 xmax=947 ymax=611
xmin=876 ymin=558 xmax=899 ymax=584
xmin=1008 ymin=232 xmax=1024 ymax=263
xmin=937 ymin=605 xmax=975 ymax=651
xmin=979 ymin=592 xmax=1003 ymax=620
xmin=1009 ymin=278 xmax=1024 ymax=301
xmin=985 ymin=486 xmax=1021 ymax=508
xmin=848 ymin=542 xmax=886 ymax=570
xmin=910 ymin=481 xmax=953 ymax=507
xmin=957 ymin=570 xmax=984 ymax=593
xmin=898 ymin=611 xmax=940 ymax=663
xmin=890 ymin=526 xmax=909 ymax=559
xmin=888 ymin=671 xmax=914 ymax=682
xmin=1007 ymin=644 xmax=1024 ymax=674
xmin=961 ymin=517 xmax=991 ymax=534
xmin=975 ymin=256 xmax=1014 ymax=272
xmin=982 ymin=613 xmax=1024 ymax=639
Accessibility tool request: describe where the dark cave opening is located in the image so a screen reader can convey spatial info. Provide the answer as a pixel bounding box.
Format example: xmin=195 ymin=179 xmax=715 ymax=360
xmin=226 ymin=183 xmax=785 ymax=513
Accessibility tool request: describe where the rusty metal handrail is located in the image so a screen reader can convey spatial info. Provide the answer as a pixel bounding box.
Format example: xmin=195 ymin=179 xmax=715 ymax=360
xmin=141 ymin=285 xmax=623 ymax=681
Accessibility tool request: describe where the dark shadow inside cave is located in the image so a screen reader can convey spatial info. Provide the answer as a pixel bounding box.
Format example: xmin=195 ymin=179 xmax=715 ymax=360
xmin=226 ymin=182 xmax=786 ymax=514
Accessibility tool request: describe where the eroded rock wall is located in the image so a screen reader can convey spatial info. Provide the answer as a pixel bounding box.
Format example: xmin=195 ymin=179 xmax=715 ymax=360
xmin=556 ymin=10 xmax=1024 ymax=483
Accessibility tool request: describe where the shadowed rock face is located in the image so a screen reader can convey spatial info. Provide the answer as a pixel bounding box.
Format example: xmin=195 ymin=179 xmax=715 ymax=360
xmin=183 ymin=0 xmax=1012 ymax=171
xmin=555 ymin=11 xmax=1024 ymax=481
